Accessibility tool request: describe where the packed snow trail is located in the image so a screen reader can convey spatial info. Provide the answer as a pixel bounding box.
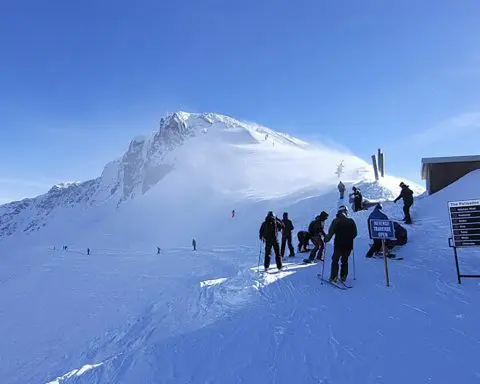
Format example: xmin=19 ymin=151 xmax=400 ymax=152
xmin=1 ymin=172 xmax=480 ymax=383
xmin=49 ymin=241 xmax=480 ymax=384
xmin=44 ymin=195 xmax=480 ymax=384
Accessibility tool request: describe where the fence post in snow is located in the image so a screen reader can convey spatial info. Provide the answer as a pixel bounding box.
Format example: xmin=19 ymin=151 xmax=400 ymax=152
xmin=372 ymin=154 xmax=379 ymax=181
xmin=380 ymin=151 xmax=385 ymax=177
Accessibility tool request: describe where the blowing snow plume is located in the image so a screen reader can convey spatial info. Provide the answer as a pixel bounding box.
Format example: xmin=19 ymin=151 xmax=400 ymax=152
xmin=0 ymin=111 xmax=441 ymax=384
xmin=0 ymin=111 xmax=380 ymax=247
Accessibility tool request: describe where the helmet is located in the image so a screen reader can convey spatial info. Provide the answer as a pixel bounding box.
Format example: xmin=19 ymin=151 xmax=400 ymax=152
xmin=338 ymin=205 xmax=348 ymax=213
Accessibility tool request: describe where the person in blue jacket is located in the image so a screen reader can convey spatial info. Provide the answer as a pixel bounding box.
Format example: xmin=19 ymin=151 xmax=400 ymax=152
xmin=366 ymin=203 xmax=408 ymax=257
xmin=367 ymin=203 xmax=389 ymax=239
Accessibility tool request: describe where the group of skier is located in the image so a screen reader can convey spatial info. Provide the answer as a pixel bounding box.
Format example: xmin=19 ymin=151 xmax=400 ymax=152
xmin=258 ymin=181 xmax=414 ymax=284
xmin=259 ymin=205 xmax=358 ymax=283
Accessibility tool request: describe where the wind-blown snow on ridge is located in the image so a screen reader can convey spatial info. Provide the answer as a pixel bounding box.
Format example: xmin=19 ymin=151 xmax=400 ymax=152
xmin=0 ymin=111 xmax=419 ymax=244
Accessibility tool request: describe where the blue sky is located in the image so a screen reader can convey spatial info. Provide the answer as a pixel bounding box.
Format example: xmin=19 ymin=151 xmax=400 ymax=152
xmin=1 ymin=0 xmax=479 ymax=203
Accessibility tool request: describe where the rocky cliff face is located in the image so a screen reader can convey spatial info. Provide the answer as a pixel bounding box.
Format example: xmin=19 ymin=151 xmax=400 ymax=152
xmin=0 ymin=112 xmax=204 ymax=239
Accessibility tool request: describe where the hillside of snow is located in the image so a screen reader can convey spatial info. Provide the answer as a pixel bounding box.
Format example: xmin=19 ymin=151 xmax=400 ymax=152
xmin=0 ymin=168 xmax=478 ymax=383
xmin=0 ymin=110 xmax=450 ymax=384
xmin=0 ymin=111 xmax=420 ymax=247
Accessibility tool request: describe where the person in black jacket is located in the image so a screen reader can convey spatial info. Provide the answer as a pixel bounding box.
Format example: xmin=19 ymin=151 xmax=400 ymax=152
xmin=394 ymin=182 xmax=414 ymax=224
xmin=351 ymin=187 xmax=363 ymax=212
xmin=280 ymin=212 xmax=295 ymax=258
xmin=304 ymin=211 xmax=329 ymax=262
xmin=259 ymin=211 xmax=284 ymax=270
xmin=325 ymin=205 xmax=357 ymax=282
xmin=297 ymin=231 xmax=311 ymax=252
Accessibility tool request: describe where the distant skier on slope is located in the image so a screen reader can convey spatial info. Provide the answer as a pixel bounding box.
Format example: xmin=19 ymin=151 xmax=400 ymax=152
xmin=259 ymin=211 xmax=284 ymax=271
xmin=338 ymin=181 xmax=346 ymax=200
xmin=324 ymin=205 xmax=357 ymax=283
xmin=304 ymin=211 xmax=329 ymax=263
xmin=280 ymin=212 xmax=295 ymax=258
xmin=297 ymin=230 xmax=311 ymax=252
xmin=192 ymin=238 xmax=196 ymax=251
xmin=87 ymin=248 xmax=90 ymax=256
xmin=232 ymin=209 xmax=235 ymax=218
xmin=394 ymin=182 xmax=414 ymax=224
xmin=157 ymin=246 xmax=161 ymax=254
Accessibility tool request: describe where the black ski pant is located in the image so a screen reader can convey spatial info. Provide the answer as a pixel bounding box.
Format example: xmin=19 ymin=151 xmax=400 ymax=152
xmin=354 ymin=198 xmax=362 ymax=212
xmin=329 ymin=247 xmax=351 ymax=281
xmin=366 ymin=240 xmax=396 ymax=257
xmin=339 ymin=191 xmax=345 ymax=199
xmin=403 ymin=202 xmax=412 ymax=223
xmin=281 ymin=232 xmax=295 ymax=257
xmin=308 ymin=236 xmax=324 ymax=261
xmin=265 ymin=240 xmax=282 ymax=270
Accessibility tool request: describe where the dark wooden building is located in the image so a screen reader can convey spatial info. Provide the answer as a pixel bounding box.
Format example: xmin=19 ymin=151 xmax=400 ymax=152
xmin=421 ymin=155 xmax=480 ymax=194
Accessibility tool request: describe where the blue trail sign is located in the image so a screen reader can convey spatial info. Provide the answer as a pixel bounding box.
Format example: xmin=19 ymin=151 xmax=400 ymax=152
xmin=369 ymin=219 xmax=396 ymax=240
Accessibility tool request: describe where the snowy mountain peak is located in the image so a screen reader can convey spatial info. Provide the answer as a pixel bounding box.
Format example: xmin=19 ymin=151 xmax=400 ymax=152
xmin=0 ymin=111 xmax=423 ymax=241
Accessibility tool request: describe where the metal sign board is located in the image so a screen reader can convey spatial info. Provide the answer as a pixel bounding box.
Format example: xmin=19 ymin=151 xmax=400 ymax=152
xmin=448 ymin=199 xmax=480 ymax=247
xmin=369 ymin=219 xmax=396 ymax=240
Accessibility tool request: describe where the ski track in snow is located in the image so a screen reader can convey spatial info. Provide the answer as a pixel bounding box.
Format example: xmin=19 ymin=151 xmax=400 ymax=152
xmin=1 ymin=174 xmax=480 ymax=383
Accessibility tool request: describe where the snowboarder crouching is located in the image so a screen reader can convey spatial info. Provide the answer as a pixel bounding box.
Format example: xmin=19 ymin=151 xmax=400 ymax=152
xmin=297 ymin=231 xmax=311 ymax=252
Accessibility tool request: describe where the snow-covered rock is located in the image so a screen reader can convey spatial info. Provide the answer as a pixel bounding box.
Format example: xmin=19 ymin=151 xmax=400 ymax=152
xmin=0 ymin=111 xmax=422 ymax=242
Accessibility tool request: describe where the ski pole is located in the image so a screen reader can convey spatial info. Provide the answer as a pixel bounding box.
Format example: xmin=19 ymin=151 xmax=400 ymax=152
xmin=320 ymin=242 xmax=327 ymax=284
xmin=352 ymin=246 xmax=356 ymax=280
xmin=257 ymin=240 xmax=262 ymax=273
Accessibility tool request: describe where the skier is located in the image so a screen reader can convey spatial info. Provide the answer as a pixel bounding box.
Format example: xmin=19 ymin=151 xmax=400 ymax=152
xmin=157 ymin=246 xmax=161 ymax=254
xmin=367 ymin=203 xmax=389 ymax=239
xmin=280 ymin=212 xmax=295 ymax=258
xmin=192 ymin=238 xmax=196 ymax=251
xmin=304 ymin=211 xmax=329 ymax=263
xmin=87 ymin=248 xmax=90 ymax=256
xmin=367 ymin=220 xmax=408 ymax=258
xmin=351 ymin=187 xmax=363 ymax=212
xmin=259 ymin=211 xmax=284 ymax=271
xmin=394 ymin=182 xmax=414 ymax=224
xmin=324 ymin=205 xmax=357 ymax=282
xmin=297 ymin=230 xmax=311 ymax=252
xmin=338 ymin=181 xmax=346 ymax=200
xmin=232 ymin=210 xmax=235 ymax=218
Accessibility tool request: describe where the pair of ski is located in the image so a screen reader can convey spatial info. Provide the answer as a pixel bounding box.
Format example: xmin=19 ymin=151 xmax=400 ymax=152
xmin=317 ymin=274 xmax=353 ymax=290
xmin=372 ymin=254 xmax=404 ymax=261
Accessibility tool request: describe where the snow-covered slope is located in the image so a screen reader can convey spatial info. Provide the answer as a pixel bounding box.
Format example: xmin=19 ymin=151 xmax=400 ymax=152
xmin=0 ymin=111 xmax=445 ymax=384
xmin=0 ymin=169 xmax=478 ymax=384
xmin=0 ymin=111 xmax=419 ymax=245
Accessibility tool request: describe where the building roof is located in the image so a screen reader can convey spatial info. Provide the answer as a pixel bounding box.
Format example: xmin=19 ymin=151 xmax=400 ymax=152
xmin=422 ymin=155 xmax=480 ymax=165
xmin=421 ymin=155 xmax=480 ymax=179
